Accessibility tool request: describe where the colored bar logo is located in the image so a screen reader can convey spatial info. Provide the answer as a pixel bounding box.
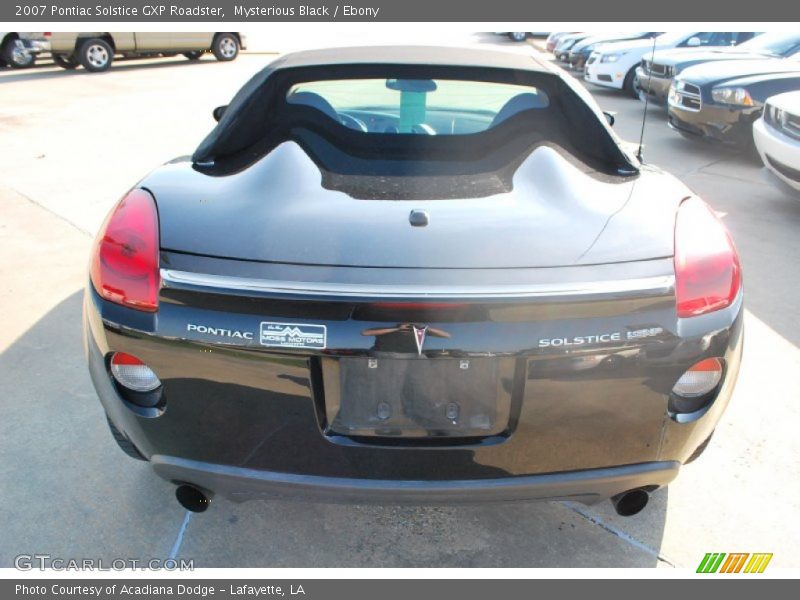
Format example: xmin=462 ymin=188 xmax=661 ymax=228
xmin=697 ymin=553 xmax=773 ymax=573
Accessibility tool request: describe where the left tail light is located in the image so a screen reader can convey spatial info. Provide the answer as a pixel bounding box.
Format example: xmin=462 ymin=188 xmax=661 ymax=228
xmin=90 ymin=189 xmax=160 ymax=312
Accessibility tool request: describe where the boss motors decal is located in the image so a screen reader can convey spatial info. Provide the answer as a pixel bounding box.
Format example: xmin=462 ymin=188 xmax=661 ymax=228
xmin=260 ymin=322 xmax=327 ymax=349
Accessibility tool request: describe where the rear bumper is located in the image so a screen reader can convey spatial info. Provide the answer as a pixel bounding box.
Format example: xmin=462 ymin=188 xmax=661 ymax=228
xmin=84 ymin=255 xmax=743 ymax=504
xmin=153 ymin=455 xmax=680 ymax=505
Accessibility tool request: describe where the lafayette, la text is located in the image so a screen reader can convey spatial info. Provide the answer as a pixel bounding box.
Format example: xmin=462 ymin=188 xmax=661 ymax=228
xmin=17 ymin=584 xmax=306 ymax=597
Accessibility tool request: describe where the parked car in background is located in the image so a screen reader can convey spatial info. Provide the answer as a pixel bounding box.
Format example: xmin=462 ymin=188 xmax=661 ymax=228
xmin=753 ymin=90 xmax=800 ymax=193
xmin=568 ymin=32 xmax=663 ymax=71
xmin=553 ymin=33 xmax=593 ymax=62
xmin=638 ymin=33 xmax=800 ymax=105
xmin=546 ymin=32 xmax=580 ymax=53
xmin=49 ymin=32 xmax=246 ymax=72
xmin=668 ymin=57 xmax=800 ymax=147
xmin=586 ymin=32 xmax=754 ymax=98
xmin=0 ymin=32 xmax=50 ymax=68
xmin=497 ymin=32 xmax=549 ymax=42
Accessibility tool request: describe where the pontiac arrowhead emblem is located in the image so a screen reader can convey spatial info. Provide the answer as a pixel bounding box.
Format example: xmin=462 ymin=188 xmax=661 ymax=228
xmin=412 ymin=325 xmax=428 ymax=356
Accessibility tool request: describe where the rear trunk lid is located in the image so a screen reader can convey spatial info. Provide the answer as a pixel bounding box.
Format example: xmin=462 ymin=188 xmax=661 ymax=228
xmin=147 ymin=143 xmax=683 ymax=269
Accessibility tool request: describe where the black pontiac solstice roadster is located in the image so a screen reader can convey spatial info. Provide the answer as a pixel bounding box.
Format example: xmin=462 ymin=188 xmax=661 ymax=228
xmin=84 ymin=46 xmax=742 ymax=516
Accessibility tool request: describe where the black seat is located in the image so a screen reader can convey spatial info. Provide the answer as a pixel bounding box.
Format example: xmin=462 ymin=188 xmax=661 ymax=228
xmin=490 ymin=93 xmax=548 ymax=128
xmin=288 ymin=91 xmax=340 ymax=122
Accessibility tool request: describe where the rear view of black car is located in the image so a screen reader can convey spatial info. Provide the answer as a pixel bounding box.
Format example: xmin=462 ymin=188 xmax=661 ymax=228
xmin=84 ymin=47 xmax=743 ymax=517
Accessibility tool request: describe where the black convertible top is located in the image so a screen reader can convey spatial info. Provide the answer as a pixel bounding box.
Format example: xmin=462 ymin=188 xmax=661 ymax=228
xmin=192 ymin=46 xmax=639 ymax=178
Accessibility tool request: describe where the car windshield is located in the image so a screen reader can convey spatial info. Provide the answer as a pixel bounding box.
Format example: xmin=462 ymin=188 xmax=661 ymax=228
xmin=287 ymin=78 xmax=549 ymax=135
xmin=736 ymin=33 xmax=800 ymax=56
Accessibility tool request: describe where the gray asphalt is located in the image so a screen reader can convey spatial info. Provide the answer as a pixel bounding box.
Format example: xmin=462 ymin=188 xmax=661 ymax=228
xmin=1 ymin=35 xmax=798 ymax=569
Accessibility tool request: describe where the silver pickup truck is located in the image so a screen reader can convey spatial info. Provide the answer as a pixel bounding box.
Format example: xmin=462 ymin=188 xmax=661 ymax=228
xmin=49 ymin=32 xmax=246 ymax=72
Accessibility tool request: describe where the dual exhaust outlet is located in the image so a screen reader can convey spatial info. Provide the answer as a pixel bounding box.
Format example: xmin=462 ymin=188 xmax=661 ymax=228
xmin=175 ymin=484 xmax=651 ymax=517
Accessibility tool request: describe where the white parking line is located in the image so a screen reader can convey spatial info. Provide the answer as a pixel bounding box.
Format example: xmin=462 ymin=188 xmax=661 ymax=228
xmin=561 ymin=501 xmax=680 ymax=567
xmin=168 ymin=511 xmax=193 ymax=560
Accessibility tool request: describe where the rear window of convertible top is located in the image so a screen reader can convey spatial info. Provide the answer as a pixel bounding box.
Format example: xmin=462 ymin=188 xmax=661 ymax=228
xmin=286 ymin=78 xmax=550 ymax=135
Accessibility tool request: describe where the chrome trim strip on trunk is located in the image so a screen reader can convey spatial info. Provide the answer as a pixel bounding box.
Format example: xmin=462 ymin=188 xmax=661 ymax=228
xmin=160 ymin=269 xmax=675 ymax=300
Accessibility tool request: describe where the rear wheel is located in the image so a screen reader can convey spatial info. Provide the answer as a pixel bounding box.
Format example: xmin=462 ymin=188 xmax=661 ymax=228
xmin=3 ymin=37 xmax=35 ymax=69
xmin=508 ymin=32 xmax=527 ymax=42
xmin=52 ymin=53 xmax=79 ymax=70
xmin=212 ymin=34 xmax=239 ymax=61
xmin=78 ymin=38 xmax=113 ymax=73
xmin=184 ymin=50 xmax=204 ymax=60
xmin=106 ymin=417 xmax=146 ymax=461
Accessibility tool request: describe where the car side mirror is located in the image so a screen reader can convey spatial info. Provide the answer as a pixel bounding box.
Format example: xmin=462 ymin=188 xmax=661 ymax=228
xmin=213 ymin=105 xmax=227 ymax=122
xmin=686 ymin=36 xmax=701 ymax=47
xmin=604 ymin=111 xmax=616 ymax=127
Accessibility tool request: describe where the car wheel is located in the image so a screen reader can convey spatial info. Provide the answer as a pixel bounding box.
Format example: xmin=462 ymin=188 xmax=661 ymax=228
xmin=78 ymin=38 xmax=113 ymax=73
xmin=3 ymin=38 xmax=35 ymax=69
xmin=52 ymin=53 xmax=79 ymax=70
xmin=212 ymin=33 xmax=239 ymax=61
xmin=508 ymin=32 xmax=527 ymax=42
xmin=623 ymin=67 xmax=639 ymax=98
xmin=106 ymin=417 xmax=146 ymax=461
xmin=184 ymin=50 xmax=204 ymax=60
xmin=685 ymin=431 xmax=714 ymax=464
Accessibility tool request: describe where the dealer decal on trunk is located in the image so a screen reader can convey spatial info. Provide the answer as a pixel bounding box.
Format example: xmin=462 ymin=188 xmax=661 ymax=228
xmin=259 ymin=322 xmax=327 ymax=349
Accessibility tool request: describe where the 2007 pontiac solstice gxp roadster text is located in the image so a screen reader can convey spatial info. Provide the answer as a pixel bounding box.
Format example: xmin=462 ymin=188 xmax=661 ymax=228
xmin=84 ymin=47 xmax=742 ymax=516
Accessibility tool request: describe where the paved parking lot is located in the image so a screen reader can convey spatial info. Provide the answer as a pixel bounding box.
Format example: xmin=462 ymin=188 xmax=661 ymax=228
xmin=1 ymin=34 xmax=799 ymax=569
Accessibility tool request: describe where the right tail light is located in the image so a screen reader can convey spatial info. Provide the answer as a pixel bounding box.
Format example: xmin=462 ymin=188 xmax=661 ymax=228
xmin=674 ymin=197 xmax=741 ymax=318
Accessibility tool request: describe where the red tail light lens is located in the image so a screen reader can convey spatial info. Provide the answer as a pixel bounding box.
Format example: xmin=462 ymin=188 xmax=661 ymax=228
xmin=674 ymin=197 xmax=741 ymax=318
xmin=90 ymin=189 xmax=160 ymax=312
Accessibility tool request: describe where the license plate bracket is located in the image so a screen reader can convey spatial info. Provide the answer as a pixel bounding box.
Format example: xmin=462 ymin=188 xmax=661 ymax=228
xmin=321 ymin=356 xmax=515 ymax=439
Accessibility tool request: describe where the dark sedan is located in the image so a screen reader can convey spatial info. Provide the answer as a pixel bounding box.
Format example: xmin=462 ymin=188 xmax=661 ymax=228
xmin=85 ymin=46 xmax=743 ymax=518
xmin=669 ymin=57 xmax=800 ymax=146
xmin=639 ymin=33 xmax=800 ymax=105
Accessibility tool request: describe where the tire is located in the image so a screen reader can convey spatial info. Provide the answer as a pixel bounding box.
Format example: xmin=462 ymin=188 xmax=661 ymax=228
xmin=508 ymin=32 xmax=527 ymax=42
xmin=212 ymin=33 xmax=239 ymax=62
xmin=78 ymin=38 xmax=113 ymax=73
xmin=685 ymin=431 xmax=714 ymax=464
xmin=623 ymin=67 xmax=639 ymax=98
xmin=52 ymin=53 xmax=79 ymax=70
xmin=183 ymin=50 xmax=204 ymax=60
xmin=3 ymin=37 xmax=35 ymax=69
xmin=106 ymin=416 xmax=146 ymax=461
